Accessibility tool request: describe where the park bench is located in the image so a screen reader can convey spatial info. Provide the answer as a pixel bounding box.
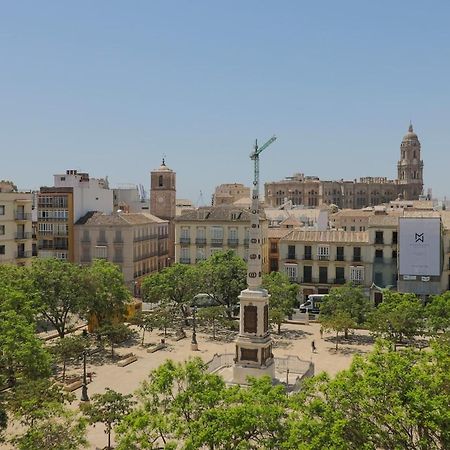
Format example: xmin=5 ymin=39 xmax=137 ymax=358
xmin=147 ymin=343 xmax=167 ymax=353
xmin=63 ymin=378 xmax=83 ymax=392
xmin=117 ymin=353 xmax=138 ymax=367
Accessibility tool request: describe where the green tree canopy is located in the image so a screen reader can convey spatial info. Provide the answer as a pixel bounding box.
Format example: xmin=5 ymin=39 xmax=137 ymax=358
xmin=83 ymin=388 xmax=134 ymax=450
xmin=96 ymin=323 xmax=135 ymax=358
xmin=141 ymin=263 xmax=199 ymax=319
xmin=263 ymin=272 xmax=298 ymax=334
xmin=426 ymin=292 xmax=450 ymax=334
xmin=50 ymin=335 xmax=90 ymax=381
xmin=197 ymin=250 xmax=247 ymax=317
xmin=197 ymin=305 xmax=228 ymax=340
xmin=367 ymin=291 xmax=424 ymax=349
xmin=85 ymin=259 xmax=131 ymax=327
xmin=27 ymin=259 xmax=89 ymax=338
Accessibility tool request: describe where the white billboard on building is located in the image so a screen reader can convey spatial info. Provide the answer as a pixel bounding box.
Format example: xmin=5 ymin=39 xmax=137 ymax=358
xmin=399 ymin=218 xmax=441 ymax=276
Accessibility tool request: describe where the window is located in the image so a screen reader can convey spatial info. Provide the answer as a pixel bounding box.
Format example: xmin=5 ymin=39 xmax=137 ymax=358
xmin=353 ymin=247 xmax=361 ymax=262
xmin=303 ymin=266 xmax=312 ymax=283
xmin=392 ymin=250 xmax=397 ymax=259
xmin=0 ymin=205 xmax=4 ymax=215
xmin=0 ymin=245 xmax=5 ymax=255
xmin=158 ymin=175 xmax=163 ymax=187
xmin=374 ymin=272 xmax=383 ymax=286
xmin=350 ymin=226 xmax=355 ymax=231
xmin=288 ymin=245 xmax=296 ymax=259
xmin=335 ymin=267 xmax=345 ymax=284
xmin=375 ymin=231 xmax=384 ymax=245
xmin=350 ymin=266 xmax=364 ymax=284
xmin=196 ymin=247 xmax=206 ymax=261
xmin=317 ymin=246 xmax=330 ymax=260
xmin=284 ymin=264 xmax=297 ymax=281
xmin=0 ymin=225 xmax=4 ymax=235
xmin=304 ymin=245 xmax=312 ymax=260
xmin=228 ymin=227 xmax=238 ymax=240
xmin=375 ymin=249 xmax=383 ymax=260
xmin=211 ymin=227 xmax=223 ymax=240
xmin=319 ymin=266 xmax=328 ymax=283
xmin=336 ymin=246 xmax=344 ymax=261
xmin=180 ymin=247 xmax=190 ymax=262
xmin=181 ymin=228 xmax=190 ymax=239
xmin=94 ymin=246 xmax=108 ymax=259
xmin=392 ymin=231 xmax=398 ymax=244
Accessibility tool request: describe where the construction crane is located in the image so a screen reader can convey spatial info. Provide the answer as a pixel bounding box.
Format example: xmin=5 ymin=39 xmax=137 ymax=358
xmin=250 ymin=135 xmax=277 ymax=192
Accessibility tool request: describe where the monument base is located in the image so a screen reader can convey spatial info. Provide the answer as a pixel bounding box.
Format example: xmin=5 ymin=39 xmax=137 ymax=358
xmin=232 ymin=360 xmax=275 ymax=385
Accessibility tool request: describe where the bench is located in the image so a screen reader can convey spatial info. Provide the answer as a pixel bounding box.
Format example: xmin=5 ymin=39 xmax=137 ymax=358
xmin=64 ymin=379 xmax=83 ymax=392
xmin=147 ymin=343 xmax=167 ymax=353
xmin=117 ymin=354 xmax=138 ymax=367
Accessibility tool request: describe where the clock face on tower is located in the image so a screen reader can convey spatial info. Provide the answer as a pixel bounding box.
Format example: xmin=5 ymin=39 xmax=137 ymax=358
xmin=157 ymin=196 xmax=165 ymax=203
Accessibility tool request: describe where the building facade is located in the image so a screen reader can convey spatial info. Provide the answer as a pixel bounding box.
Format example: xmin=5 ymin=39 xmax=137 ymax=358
xmin=212 ymin=183 xmax=251 ymax=206
xmin=265 ymin=125 xmax=424 ymax=208
xmin=150 ymin=160 xmax=176 ymax=262
xmin=279 ymin=230 xmax=373 ymax=300
xmin=174 ymin=206 xmax=269 ymax=272
xmin=74 ymin=212 xmax=169 ymax=294
xmin=37 ymin=170 xmax=113 ymax=261
xmin=0 ymin=181 xmax=33 ymax=265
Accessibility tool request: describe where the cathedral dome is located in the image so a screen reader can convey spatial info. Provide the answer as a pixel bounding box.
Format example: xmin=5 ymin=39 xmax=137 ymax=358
xmin=402 ymin=123 xmax=418 ymax=141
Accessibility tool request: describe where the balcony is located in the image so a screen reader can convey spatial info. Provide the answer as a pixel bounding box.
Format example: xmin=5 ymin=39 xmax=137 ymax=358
xmin=318 ymin=255 xmax=330 ymax=261
xmin=352 ymin=256 xmax=362 ymax=263
xmin=81 ymin=237 xmax=91 ymax=244
xmin=287 ymin=253 xmax=296 ymax=260
xmin=180 ymin=237 xmax=191 ymax=245
xmin=133 ymin=253 xmax=155 ymax=262
xmin=113 ymin=239 xmax=124 ymax=245
xmin=334 ymin=278 xmax=346 ymax=285
xmin=195 ymin=237 xmax=206 ymax=245
xmin=97 ymin=239 xmax=108 ymax=246
xmin=180 ymin=257 xmax=191 ymax=264
xmin=15 ymin=212 xmax=32 ymax=221
xmin=375 ymin=239 xmax=384 ymax=245
xmin=16 ymin=250 xmax=32 ymax=259
xmin=15 ymin=232 xmax=32 ymax=240
xmin=300 ymin=277 xmax=330 ymax=285
xmin=303 ymin=254 xmax=312 ymax=260
xmin=211 ymin=238 xmax=223 ymax=247
xmin=134 ymin=235 xmax=158 ymax=242
xmin=227 ymin=238 xmax=239 ymax=247
xmin=336 ymin=255 xmax=345 ymax=261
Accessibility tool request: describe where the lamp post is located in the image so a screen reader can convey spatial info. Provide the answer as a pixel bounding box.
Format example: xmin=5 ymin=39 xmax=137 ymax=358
xmin=191 ymin=306 xmax=198 ymax=351
xmin=80 ymin=350 xmax=90 ymax=402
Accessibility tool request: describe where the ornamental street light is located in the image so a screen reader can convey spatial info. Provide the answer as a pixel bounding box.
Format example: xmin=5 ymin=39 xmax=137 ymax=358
xmin=191 ymin=306 xmax=198 ymax=351
xmin=80 ymin=350 xmax=90 ymax=402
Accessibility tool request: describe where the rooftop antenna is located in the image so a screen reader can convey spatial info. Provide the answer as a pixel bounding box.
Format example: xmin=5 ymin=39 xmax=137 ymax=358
xmin=197 ymin=190 xmax=206 ymax=207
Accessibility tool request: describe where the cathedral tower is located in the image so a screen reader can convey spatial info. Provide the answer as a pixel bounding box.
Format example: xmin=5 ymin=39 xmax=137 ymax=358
xmin=150 ymin=159 xmax=176 ymax=261
xmin=397 ymin=123 xmax=424 ymax=199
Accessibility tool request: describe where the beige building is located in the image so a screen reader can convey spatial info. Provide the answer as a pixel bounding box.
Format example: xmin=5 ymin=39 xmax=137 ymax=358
xmin=74 ymin=212 xmax=169 ymax=294
xmin=174 ymin=206 xmax=269 ymax=273
xmin=212 ymin=183 xmax=251 ymax=206
xmin=265 ymin=125 xmax=424 ymax=208
xmin=0 ymin=181 xmax=33 ymax=265
xmin=279 ymin=230 xmax=373 ymax=300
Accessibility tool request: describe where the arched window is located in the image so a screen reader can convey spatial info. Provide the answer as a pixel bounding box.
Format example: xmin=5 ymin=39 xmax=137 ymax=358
xmin=158 ymin=175 xmax=163 ymax=187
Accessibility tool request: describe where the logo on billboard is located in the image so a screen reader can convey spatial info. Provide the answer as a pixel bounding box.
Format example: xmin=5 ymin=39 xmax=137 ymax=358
xmin=415 ymin=233 xmax=424 ymax=243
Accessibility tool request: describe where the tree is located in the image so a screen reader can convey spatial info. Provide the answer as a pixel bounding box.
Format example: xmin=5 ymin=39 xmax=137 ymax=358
xmin=368 ymin=291 xmax=424 ymax=349
xmin=321 ymin=311 xmax=357 ymax=350
xmin=141 ymin=263 xmax=199 ymax=320
xmin=85 ymin=259 xmax=131 ymax=327
xmin=263 ymin=272 xmax=298 ymax=334
xmin=319 ymin=283 xmax=372 ymax=339
xmin=27 ymin=259 xmax=89 ymax=338
xmin=197 ymin=305 xmax=228 ymax=339
xmin=426 ymin=292 xmax=450 ymax=334
xmin=7 ymin=379 xmax=74 ymax=427
xmin=12 ymin=410 xmax=87 ymax=450
xmin=198 ymin=250 xmax=247 ymax=317
xmin=96 ymin=323 xmax=135 ymax=358
xmin=131 ymin=312 xmax=156 ymax=346
xmin=51 ymin=335 xmax=90 ymax=381
xmin=83 ymin=388 xmax=134 ymax=450
xmin=287 ymin=338 xmax=450 ymax=450
xmin=0 ymin=310 xmax=51 ymax=387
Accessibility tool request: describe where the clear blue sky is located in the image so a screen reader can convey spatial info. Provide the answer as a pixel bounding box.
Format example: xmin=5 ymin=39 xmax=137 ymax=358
xmin=1 ymin=1 xmax=450 ymax=202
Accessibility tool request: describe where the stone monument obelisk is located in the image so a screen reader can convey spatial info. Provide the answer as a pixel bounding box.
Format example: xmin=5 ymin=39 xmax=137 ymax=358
xmin=232 ymin=137 xmax=276 ymax=384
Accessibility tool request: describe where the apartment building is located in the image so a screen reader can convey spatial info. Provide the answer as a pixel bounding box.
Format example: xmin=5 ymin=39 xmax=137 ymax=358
xmin=37 ymin=170 xmax=113 ymax=261
xmin=0 ymin=181 xmax=33 ymax=265
xmin=174 ymin=206 xmax=269 ymax=272
xmin=74 ymin=211 xmax=169 ymax=294
xmin=279 ymin=230 xmax=373 ymax=299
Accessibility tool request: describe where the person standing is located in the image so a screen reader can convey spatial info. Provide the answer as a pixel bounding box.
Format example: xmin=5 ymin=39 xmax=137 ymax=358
xmin=311 ymin=340 xmax=317 ymax=353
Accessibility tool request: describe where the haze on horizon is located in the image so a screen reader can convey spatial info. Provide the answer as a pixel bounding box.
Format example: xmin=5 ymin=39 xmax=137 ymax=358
xmin=1 ymin=1 xmax=449 ymax=202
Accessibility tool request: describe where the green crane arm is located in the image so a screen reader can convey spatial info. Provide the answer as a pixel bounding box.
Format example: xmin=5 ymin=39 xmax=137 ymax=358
xmin=250 ymin=135 xmax=276 ymax=159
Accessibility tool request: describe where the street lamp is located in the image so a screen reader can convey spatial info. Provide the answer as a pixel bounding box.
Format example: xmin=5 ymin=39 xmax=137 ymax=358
xmin=191 ymin=306 xmax=198 ymax=351
xmin=80 ymin=350 xmax=90 ymax=402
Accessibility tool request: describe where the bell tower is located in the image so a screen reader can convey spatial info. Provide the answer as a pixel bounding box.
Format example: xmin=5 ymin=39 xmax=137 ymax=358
xmin=397 ymin=123 xmax=424 ymax=200
xmin=150 ymin=159 xmax=176 ymax=261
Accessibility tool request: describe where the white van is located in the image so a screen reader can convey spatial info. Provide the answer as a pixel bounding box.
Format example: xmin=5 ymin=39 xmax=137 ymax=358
xmin=299 ymin=294 xmax=327 ymax=314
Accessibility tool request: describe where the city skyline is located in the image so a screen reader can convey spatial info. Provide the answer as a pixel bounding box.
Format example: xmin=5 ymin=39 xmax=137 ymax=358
xmin=1 ymin=1 xmax=450 ymax=200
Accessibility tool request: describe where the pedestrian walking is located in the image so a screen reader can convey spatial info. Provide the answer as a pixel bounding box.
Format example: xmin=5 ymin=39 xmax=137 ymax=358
xmin=311 ymin=340 xmax=317 ymax=353
xmin=319 ymin=326 xmax=323 ymax=339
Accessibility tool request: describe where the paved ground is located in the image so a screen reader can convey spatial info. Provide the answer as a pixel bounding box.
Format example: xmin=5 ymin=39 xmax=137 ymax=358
xmin=71 ymin=321 xmax=374 ymax=449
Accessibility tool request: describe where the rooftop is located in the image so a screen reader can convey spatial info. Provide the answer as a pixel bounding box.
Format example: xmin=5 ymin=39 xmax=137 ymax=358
xmin=75 ymin=211 xmax=167 ymax=226
xmin=281 ymin=229 xmax=369 ymax=243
